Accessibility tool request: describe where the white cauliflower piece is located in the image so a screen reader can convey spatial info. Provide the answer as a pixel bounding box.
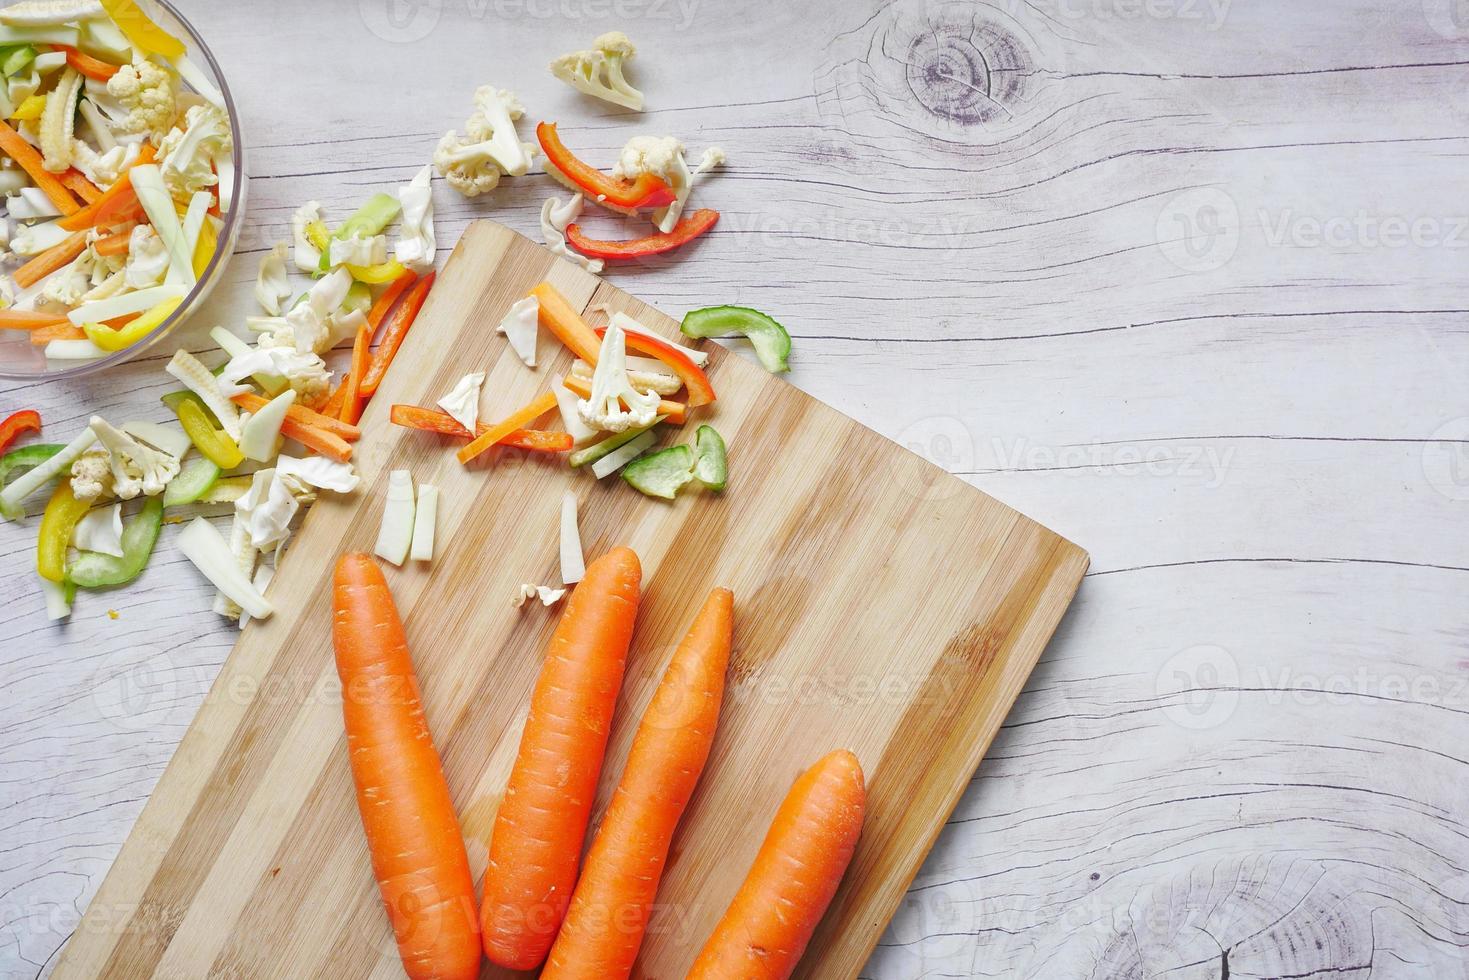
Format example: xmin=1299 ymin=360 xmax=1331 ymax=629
xmin=577 ymin=319 xmax=661 ymax=432
xmin=106 ymin=57 xmax=176 ymax=142
xmin=157 ymin=102 xmax=231 ymax=198
xmin=41 ymin=249 xmax=102 ymax=307
xmin=548 ymin=31 xmax=644 ymax=111
xmin=433 ymin=86 xmax=536 ymax=198
xmin=124 ymin=224 xmax=169 ymax=288
xmin=69 ymin=448 xmax=114 ymax=502
xmin=290 ymin=201 xmax=323 ymax=272
xmin=87 ymin=416 xmax=180 ymax=500
xmin=612 ymin=136 xmax=724 ymax=232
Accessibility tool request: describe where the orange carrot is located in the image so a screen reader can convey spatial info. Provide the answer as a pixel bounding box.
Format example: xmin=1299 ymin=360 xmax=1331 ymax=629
xmin=0 ymin=119 xmax=80 ymax=215
xmin=56 ymin=45 xmax=121 ymax=81
xmin=229 ymin=392 xmax=361 ymax=442
xmin=13 ymin=231 xmax=89 ymax=289
xmin=389 ymin=404 xmax=574 ymax=453
xmin=29 ymin=322 xmax=86 ymax=345
xmin=332 ymin=553 xmax=482 ymax=980
xmin=58 ymin=168 xmax=103 ymax=203
xmin=341 ymin=324 xmax=371 ymax=423
xmin=56 ymin=145 xmax=156 ymax=231
xmin=282 ymin=417 xmax=353 ymax=461
xmin=543 ymin=587 xmax=734 ymax=980
xmin=92 ymin=228 xmax=133 ymax=256
xmin=532 ymin=281 xmax=602 ymax=364
xmin=559 ymin=374 xmax=687 ymax=425
xmin=0 ymin=309 xmax=71 ymax=331
xmin=686 ymin=750 xmax=867 ymax=980
xmin=480 ymin=547 xmax=643 ymax=970
xmin=368 ymin=268 xmax=418 ymax=333
xmin=360 ymin=271 xmax=433 ymax=397
xmin=456 ymin=391 xmax=557 ymax=465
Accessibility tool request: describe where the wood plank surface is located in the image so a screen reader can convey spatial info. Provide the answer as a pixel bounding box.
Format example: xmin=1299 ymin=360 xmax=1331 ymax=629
xmin=49 ymin=222 xmax=1087 ymax=980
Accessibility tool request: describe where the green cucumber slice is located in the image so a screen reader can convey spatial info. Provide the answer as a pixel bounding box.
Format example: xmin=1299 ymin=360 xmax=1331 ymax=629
xmin=568 ymin=420 xmax=661 ymax=469
xmin=680 ymin=305 xmax=791 ymax=374
xmin=198 ymin=475 xmax=253 ymax=504
xmin=0 ymin=443 xmax=63 ymax=486
xmin=162 ymin=457 xmax=221 ymax=507
xmin=693 ymin=425 xmax=727 ymax=491
xmin=623 ymin=445 xmax=695 ymax=500
xmin=67 ymin=497 xmax=163 ymax=589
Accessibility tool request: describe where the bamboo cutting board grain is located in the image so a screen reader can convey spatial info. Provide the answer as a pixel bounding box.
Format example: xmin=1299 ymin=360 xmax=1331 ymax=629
xmin=54 ymin=221 xmax=1088 ymax=980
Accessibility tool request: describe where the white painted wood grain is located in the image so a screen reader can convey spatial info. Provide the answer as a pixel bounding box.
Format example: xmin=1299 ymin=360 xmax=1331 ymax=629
xmin=2 ymin=0 xmax=1467 ymax=976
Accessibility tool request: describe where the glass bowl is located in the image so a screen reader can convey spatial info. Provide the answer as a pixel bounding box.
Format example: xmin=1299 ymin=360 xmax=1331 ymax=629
xmin=0 ymin=0 xmax=245 ymax=380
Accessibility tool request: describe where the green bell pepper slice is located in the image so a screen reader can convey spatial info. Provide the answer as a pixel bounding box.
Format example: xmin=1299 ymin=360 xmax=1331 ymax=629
xmin=67 ymin=497 xmax=164 ymax=588
xmin=623 ymin=444 xmax=696 ymax=500
xmin=0 ymin=443 xmax=64 ymax=487
xmin=681 ymin=305 xmax=791 ymax=374
xmin=163 ymin=391 xmax=244 ymax=469
xmin=693 ymin=425 xmax=728 ymax=491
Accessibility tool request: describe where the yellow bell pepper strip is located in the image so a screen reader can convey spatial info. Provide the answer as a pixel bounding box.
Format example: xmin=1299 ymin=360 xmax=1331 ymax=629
xmin=163 ymin=391 xmax=244 ymax=468
xmin=99 ymin=0 xmax=184 ymax=59
xmin=192 ymin=215 xmax=218 ymax=277
xmin=345 ymin=258 xmax=407 ymax=285
xmin=11 ymin=93 xmax=44 ymax=120
xmin=82 ymin=295 xmax=183 ymax=351
xmin=38 ymin=480 xmax=92 ymax=582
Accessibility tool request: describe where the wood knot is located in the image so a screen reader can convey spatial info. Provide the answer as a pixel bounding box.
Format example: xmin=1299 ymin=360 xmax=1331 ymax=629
xmin=904 ymin=16 xmax=1027 ymax=126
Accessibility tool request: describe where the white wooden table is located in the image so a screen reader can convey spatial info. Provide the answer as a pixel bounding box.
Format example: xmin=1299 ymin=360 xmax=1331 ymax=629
xmin=4 ymin=1 xmax=1467 ymax=976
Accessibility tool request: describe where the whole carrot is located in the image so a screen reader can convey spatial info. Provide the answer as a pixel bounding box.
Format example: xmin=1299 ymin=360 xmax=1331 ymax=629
xmin=543 ymin=587 xmax=734 ymax=980
xmin=332 ymin=553 xmax=481 ymax=980
xmin=686 ymin=749 xmax=867 ymax=980
xmin=480 ymin=546 xmax=643 ymax=970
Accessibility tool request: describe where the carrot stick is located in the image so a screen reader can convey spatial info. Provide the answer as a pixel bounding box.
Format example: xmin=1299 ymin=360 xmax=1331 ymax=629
xmin=686 ymin=750 xmax=867 ymax=980
xmin=0 ymin=309 xmax=71 ymax=331
xmin=456 ymin=391 xmax=557 ymax=465
xmin=389 ymin=404 xmax=573 ymax=452
xmin=56 ymin=145 xmax=155 ymax=231
xmin=281 ymin=417 xmax=353 ymax=461
xmin=341 ymin=324 xmax=371 ymax=423
xmin=332 ymin=553 xmax=483 ymax=980
xmin=0 ymin=118 xmax=80 ymax=215
xmin=29 ymin=322 xmax=86 ymax=345
xmin=368 ymin=268 xmax=418 ymax=333
xmin=57 ymin=45 xmax=121 ymax=81
xmin=58 ymin=168 xmax=103 ymax=203
xmin=480 ymin=547 xmax=643 ymax=970
xmin=360 ymin=271 xmax=433 ymax=397
xmin=92 ymin=229 xmax=133 ymax=256
xmin=13 ymin=231 xmax=89 ymax=289
xmin=559 ymin=374 xmax=687 ymax=425
xmin=543 ymin=587 xmax=734 ymax=980
xmin=230 ymin=392 xmax=361 ymax=442
xmin=532 ymin=281 xmax=602 ymax=365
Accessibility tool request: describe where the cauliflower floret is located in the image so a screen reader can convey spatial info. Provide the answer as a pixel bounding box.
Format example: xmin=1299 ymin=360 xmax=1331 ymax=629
xmin=70 ymin=447 xmax=114 ymax=502
xmin=612 ymin=135 xmax=724 ymax=233
xmin=88 ymin=416 xmax=180 ymax=500
xmin=157 ymin=102 xmax=231 ymax=198
xmin=124 ymin=224 xmax=169 ymax=288
xmin=433 ymin=86 xmax=536 ymax=198
xmin=42 ymin=249 xmax=101 ymax=307
xmin=106 ymin=57 xmax=176 ymax=142
xmin=549 ymin=31 xmax=644 ymax=111
xmin=577 ymin=319 xmax=661 ymax=432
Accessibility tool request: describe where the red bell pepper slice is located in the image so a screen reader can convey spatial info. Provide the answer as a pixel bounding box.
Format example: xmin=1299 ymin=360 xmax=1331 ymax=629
xmin=0 ymin=410 xmax=41 ymax=456
xmin=536 ymin=121 xmax=677 ymax=211
xmin=594 ymin=325 xmax=716 ymax=408
xmin=566 ymin=209 xmax=719 ymax=262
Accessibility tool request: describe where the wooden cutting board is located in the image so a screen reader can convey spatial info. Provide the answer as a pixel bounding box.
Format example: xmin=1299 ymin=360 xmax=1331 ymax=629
xmin=55 ymin=221 xmax=1088 ymax=980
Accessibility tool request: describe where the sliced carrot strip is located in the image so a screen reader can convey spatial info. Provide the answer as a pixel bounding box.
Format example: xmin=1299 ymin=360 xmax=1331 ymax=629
xmin=230 ymin=392 xmax=361 ymax=442
xmin=341 ymin=324 xmax=371 ymax=424
xmin=360 ymin=272 xmax=433 ymax=397
xmin=29 ymin=322 xmax=87 ymax=345
xmin=56 ymin=45 xmax=121 ymax=82
xmin=57 ymin=145 xmax=155 ymax=231
xmin=280 ymin=416 xmax=353 ymax=462
xmin=13 ymin=231 xmax=89 ymax=289
xmin=560 ymin=374 xmax=687 ymax=425
xmin=58 ymin=168 xmax=103 ymax=203
xmin=0 ymin=119 xmax=80 ymax=215
xmin=531 ymin=281 xmax=602 ymax=365
xmin=92 ymin=229 xmax=133 ymax=256
xmin=390 ymin=404 xmax=573 ymax=452
xmin=457 ymin=391 xmax=558 ymax=464
xmin=367 ymin=268 xmax=418 ymax=333
xmin=0 ymin=309 xmax=70 ymax=330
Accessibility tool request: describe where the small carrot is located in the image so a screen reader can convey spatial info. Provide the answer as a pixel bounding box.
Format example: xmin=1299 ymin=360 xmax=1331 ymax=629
xmin=480 ymin=547 xmax=643 ymax=971
xmin=531 ymin=281 xmax=602 ymax=365
xmin=389 ymin=404 xmax=574 ymax=453
xmin=456 ymin=391 xmax=558 ymax=465
xmin=28 ymin=322 xmax=86 ymax=345
xmin=13 ymin=231 xmax=89 ymax=289
xmin=55 ymin=45 xmax=121 ymax=81
xmin=360 ymin=271 xmax=434 ymax=397
xmin=92 ymin=228 xmax=134 ymax=256
xmin=686 ymin=750 xmax=867 ymax=980
xmin=0 ymin=118 xmax=80 ymax=215
xmin=58 ymin=168 xmax=103 ymax=203
xmin=368 ymin=268 xmax=419 ymax=333
xmin=340 ymin=323 xmax=371 ymax=424
xmin=230 ymin=392 xmax=361 ymax=442
xmin=560 ymin=374 xmax=687 ymax=425
xmin=543 ymin=587 xmax=734 ymax=980
xmin=0 ymin=309 xmax=71 ymax=331
xmin=57 ymin=144 xmax=156 ymax=231
xmin=332 ymin=553 xmax=482 ymax=980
